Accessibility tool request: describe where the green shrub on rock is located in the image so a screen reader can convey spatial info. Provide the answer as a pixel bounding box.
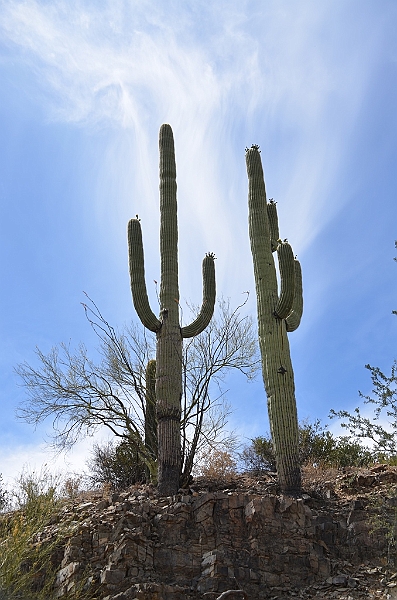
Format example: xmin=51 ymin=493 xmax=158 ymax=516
xmin=241 ymin=420 xmax=377 ymax=474
xmin=87 ymin=440 xmax=147 ymax=491
xmin=0 ymin=468 xmax=63 ymax=599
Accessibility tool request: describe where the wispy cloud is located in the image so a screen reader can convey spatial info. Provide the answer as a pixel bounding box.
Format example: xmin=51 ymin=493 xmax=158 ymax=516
xmin=1 ymin=1 xmax=395 ymax=478
xmin=0 ymin=429 xmax=109 ymax=487
xmin=0 ymin=0 xmax=385 ymax=300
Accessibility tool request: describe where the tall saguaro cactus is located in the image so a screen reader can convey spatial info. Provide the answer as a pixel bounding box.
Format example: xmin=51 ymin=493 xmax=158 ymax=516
xmin=128 ymin=124 xmax=216 ymax=496
xmin=246 ymin=145 xmax=303 ymax=494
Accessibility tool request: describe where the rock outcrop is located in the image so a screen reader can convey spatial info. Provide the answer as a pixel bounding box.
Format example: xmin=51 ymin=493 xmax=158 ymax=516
xmin=16 ymin=468 xmax=395 ymax=599
xmin=2 ymin=467 xmax=397 ymax=599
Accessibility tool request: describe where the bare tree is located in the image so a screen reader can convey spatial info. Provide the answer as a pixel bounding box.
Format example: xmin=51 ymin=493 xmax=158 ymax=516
xmin=16 ymin=295 xmax=259 ymax=485
xmin=330 ymin=242 xmax=397 ymax=459
xmin=16 ymin=297 xmax=153 ymax=463
xmin=330 ymin=362 xmax=397 ymax=457
xmin=179 ymin=297 xmax=258 ymax=483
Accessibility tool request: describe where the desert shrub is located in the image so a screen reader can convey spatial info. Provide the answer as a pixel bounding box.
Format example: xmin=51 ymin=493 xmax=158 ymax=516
xmin=0 ymin=475 xmax=8 ymax=511
xmin=239 ymin=436 xmax=277 ymax=474
xmin=10 ymin=466 xmax=60 ymax=511
xmin=60 ymin=473 xmax=86 ymax=500
xmin=194 ymin=448 xmax=237 ymax=479
xmin=298 ymin=419 xmax=335 ymax=464
xmin=326 ymin=436 xmax=374 ymax=467
xmin=368 ymin=490 xmax=397 ymax=566
xmin=87 ymin=440 xmax=147 ymax=491
xmin=0 ymin=467 xmax=63 ymax=599
xmin=241 ymin=420 xmax=376 ymax=474
xmin=330 ymin=359 xmax=397 ymax=457
xmin=377 ymin=454 xmax=397 ymax=466
xmin=298 ymin=422 xmax=375 ymax=467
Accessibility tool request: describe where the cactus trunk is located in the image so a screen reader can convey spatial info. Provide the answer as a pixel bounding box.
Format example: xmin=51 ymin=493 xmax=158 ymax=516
xmin=128 ymin=124 xmax=216 ymax=496
xmin=246 ymin=146 xmax=303 ymax=495
xmin=144 ymin=359 xmax=157 ymax=477
xmin=155 ymin=125 xmax=183 ymax=495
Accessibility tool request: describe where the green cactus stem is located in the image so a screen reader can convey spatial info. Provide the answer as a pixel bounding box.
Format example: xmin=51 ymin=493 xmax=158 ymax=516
xmin=286 ymin=260 xmax=303 ymax=332
xmin=145 ymin=359 xmax=157 ymax=462
xmin=267 ymin=199 xmax=280 ymax=252
xmin=128 ymin=124 xmax=216 ymax=496
xmin=246 ymin=144 xmax=303 ymax=495
xmin=181 ymin=253 xmax=216 ymax=338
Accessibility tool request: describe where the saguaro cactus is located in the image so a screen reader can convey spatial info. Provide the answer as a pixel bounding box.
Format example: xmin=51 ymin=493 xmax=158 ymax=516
xmin=128 ymin=124 xmax=216 ymax=496
xmin=246 ymin=145 xmax=303 ymax=494
xmin=143 ymin=359 xmax=158 ymax=484
xmin=144 ymin=359 xmax=157 ymax=464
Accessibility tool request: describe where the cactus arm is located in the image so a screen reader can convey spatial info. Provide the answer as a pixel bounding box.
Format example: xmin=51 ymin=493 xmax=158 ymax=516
xmin=267 ymin=199 xmax=280 ymax=252
xmin=286 ymin=259 xmax=303 ymax=332
xmin=128 ymin=218 xmax=161 ymax=332
xmin=274 ymin=242 xmax=295 ymax=320
xmin=181 ymin=253 xmax=216 ymax=339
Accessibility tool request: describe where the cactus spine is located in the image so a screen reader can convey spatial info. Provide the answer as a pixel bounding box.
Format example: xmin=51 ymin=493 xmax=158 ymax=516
xmin=128 ymin=124 xmax=216 ymax=496
xmin=246 ymin=145 xmax=303 ymax=494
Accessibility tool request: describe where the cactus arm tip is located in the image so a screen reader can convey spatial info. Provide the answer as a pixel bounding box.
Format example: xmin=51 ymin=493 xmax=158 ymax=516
xmin=128 ymin=218 xmax=161 ymax=332
xmin=245 ymin=145 xmax=264 ymax=183
xmin=159 ymin=124 xmax=175 ymax=174
xmin=160 ymin=123 xmax=172 ymax=135
xmin=181 ymin=253 xmax=216 ymax=339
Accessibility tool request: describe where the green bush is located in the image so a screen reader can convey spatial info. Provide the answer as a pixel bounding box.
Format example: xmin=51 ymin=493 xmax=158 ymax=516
xmin=0 ymin=467 xmax=63 ymax=599
xmin=0 ymin=474 xmax=8 ymax=511
xmin=87 ymin=439 xmax=147 ymax=491
xmin=327 ymin=436 xmax=375 ymax=467
xmin=368 ymin=490 xmax=397 ymax=566
xmin=241 ymin=420 xmax=376 ymax=473
xmin=240 ymin=436 xmax=277 ymax=474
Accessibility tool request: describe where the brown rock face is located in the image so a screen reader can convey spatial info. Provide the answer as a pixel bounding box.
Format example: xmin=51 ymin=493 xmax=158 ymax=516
xmin=2 ymin=469 xmax=395 ymax=599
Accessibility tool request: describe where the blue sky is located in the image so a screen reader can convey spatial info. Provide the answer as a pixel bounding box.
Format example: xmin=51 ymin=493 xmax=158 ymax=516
xmin=1 ymin=0 xmax=397 ymax=484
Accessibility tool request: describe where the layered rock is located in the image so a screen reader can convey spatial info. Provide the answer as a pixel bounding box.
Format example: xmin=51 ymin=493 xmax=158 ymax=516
xmin=2 ymin=469 xmax=394 ymax=599
xmin=39 ymin=481 xmax=387 ymax=598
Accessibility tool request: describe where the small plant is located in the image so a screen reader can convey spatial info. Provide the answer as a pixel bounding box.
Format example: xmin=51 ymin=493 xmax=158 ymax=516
xmin=0 ymin=475 xmax=8 ymax=512
xmin=0 ymin=466 xmax=63 ymax=599
xmin=240 ymin=436 xmax=277 ymax=474
xmin=195 ymin=449 xmax=237 ymax=479
xmin=61 ymin=474 xmax=85 ymax=500
xmin=368 ymin=487 xmax=397 ymax=566
xmin=87 ymin=439 xmax=147 ymax=491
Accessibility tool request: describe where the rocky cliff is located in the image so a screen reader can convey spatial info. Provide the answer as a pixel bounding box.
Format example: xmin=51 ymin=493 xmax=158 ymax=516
xmin=2 ymin=467 xmax=397 ymax=600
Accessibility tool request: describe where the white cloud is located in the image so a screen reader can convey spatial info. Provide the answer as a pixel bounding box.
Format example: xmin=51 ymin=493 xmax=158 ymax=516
xmin=0 ymin=429 xmax=109 ymax=489
xmin=0 ymin=0 xmax=386 ymax=303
